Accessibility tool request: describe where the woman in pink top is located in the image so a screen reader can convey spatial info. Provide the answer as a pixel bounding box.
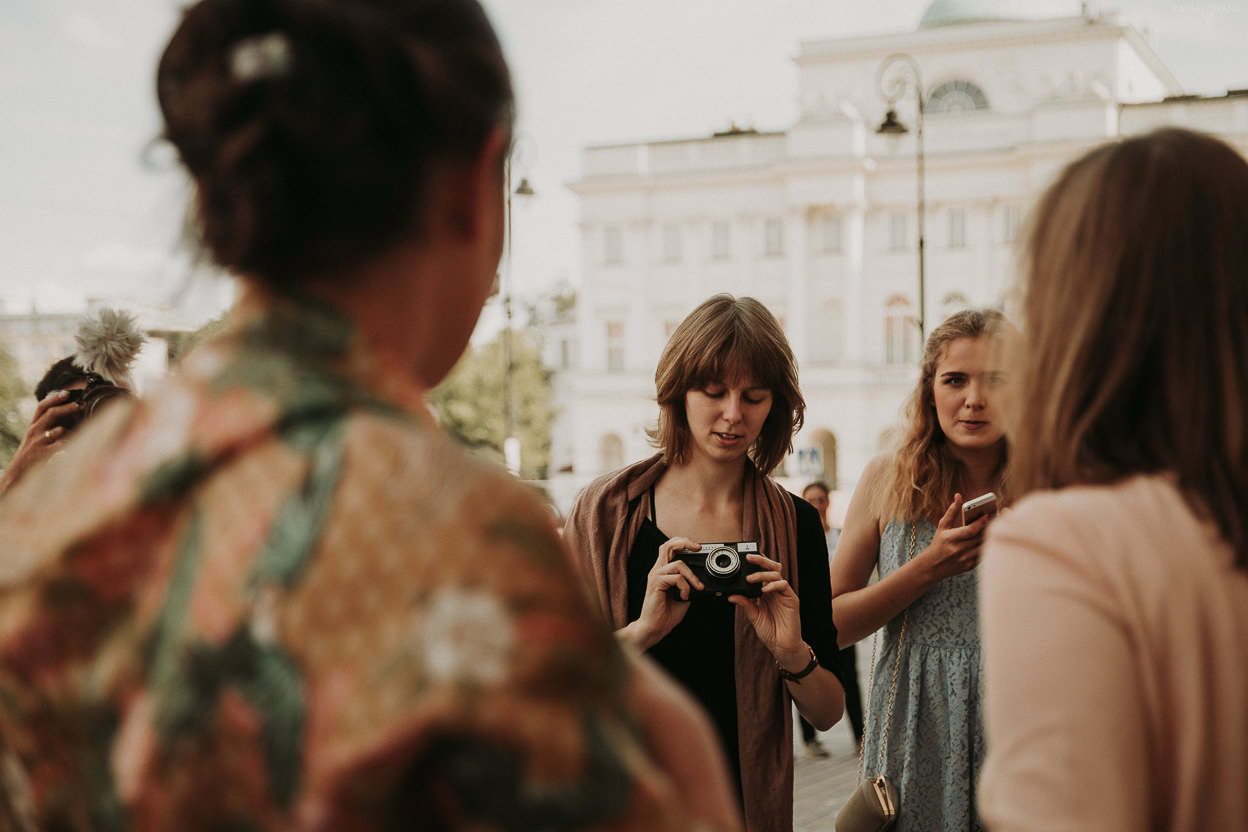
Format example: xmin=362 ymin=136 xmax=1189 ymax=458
xmin=979 ymin=127 xmax=1248 ymax=830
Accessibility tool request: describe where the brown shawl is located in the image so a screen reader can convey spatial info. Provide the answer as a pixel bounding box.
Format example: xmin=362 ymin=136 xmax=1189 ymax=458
xmin=564 ymin=454 xmax=800 ymax=832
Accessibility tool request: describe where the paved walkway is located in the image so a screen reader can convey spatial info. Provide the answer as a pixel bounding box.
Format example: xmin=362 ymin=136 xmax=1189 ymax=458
xmin=793 ymin=716 xmax=861 ymax=831
xmin=793 ymin=643 xmax=872 ymax=830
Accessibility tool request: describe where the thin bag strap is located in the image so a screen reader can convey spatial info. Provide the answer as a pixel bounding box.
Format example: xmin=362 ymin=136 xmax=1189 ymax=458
xmin=856 ymin=523 xmax=918 ymax=783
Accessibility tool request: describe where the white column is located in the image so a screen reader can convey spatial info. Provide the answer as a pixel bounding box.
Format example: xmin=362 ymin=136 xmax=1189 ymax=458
xmin=844 ymin=172 xmax=868 ymax=363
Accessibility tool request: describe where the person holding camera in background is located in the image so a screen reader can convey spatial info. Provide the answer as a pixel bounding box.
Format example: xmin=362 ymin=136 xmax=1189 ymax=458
xmin=829 ymin=308 xmax=1014 ymax=831
xmin=0 ymin=308 xmax=140 ymax=498
xmin=564 ymin=293 xmax=845 ymax=832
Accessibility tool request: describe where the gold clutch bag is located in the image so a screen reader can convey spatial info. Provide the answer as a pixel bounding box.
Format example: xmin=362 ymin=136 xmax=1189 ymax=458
xmin=834 ymin=775 xmax=898 ymax=832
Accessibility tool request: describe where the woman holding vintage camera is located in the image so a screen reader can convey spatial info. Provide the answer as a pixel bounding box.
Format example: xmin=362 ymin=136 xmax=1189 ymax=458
xmin=829 ymin=308 xmax=1014 ymax=831
xmin=564 ymin=293 xmax=845 ymax=832
xmin=978 ymin=128 xmax=1248 ymax=830
xmin=0 ymin=1 xmax=739 ymax=829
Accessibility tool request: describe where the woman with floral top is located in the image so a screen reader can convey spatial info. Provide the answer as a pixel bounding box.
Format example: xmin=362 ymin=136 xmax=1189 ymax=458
xmin=0 ymin=1 xmax=737 ymax=829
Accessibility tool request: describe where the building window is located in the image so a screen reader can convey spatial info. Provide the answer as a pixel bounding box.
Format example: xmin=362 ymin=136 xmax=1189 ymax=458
xmin=764 ymin=217 xmax=784 ymax=257
xmin=605 ymin=321 xmax=625 ymax=372
xmin=600 ymin=433 xmax=624 ymax=474
xmin=877 ymin=426 xmax=900 ymax=454
xmin=811 ymin=299 xmax=843 ymax=362
xmin=941 ymin=291 xmax=969 ymax=321
xmin=558 ymin=337 xmax=571 ymax=370
xmin=711 ymin=220 xmax=731 ymax=260
xmin=885 ymin=295 xmax=918 ymax=365
xmin=820 ymin=213 xmax=843 ymax=254
xmin=889 ymin=212 xmax=909 ymax=252
xmin=926 ymin=79 xmax=990 ymax=113
xmin=810 ymin=428 xmax=839 ymax=490
xmin=603 ymin=226 xmax=623 ymax=265
xmin=947 ymin=207 xmax=966 ymax=249
xmin=1001 ymin=205 xmax=1022 ymax=244
xmin=662 ymin=224 xmax=682 ymax=263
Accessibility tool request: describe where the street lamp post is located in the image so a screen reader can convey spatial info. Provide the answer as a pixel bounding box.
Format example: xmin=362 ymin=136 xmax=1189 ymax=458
xmin=503 ymin=153 xmax=534 ymax=477
xmin=875 ymin=52 xmax=927 ymax=341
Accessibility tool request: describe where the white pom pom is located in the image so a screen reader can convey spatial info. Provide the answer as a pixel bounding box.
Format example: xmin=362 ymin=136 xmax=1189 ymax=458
xmin=74 ymin=309 xmax=146 ymax=382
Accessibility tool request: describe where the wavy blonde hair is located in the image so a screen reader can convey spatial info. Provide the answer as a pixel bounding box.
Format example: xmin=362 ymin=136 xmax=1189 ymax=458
xmin=874 ymin=308 xmax=1014 ymax=524
xmin=1011 ymin=128 xmax=1248 ymax=567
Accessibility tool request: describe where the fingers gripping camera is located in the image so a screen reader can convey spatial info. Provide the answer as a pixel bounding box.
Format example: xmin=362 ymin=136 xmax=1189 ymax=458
xmin=61 ymin=377 xmax=132 ymax=432
xmin=676 ymin=542 xmax=763 ymax=599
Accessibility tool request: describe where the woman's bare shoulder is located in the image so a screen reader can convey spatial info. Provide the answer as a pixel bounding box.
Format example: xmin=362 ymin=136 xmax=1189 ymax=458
xmin=857 ymin=453 xmax=895 ymax=493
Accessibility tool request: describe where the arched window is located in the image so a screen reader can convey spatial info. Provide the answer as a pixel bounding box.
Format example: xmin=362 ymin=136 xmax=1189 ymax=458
xmin=941 ymin=291 xmax=970 ymax=322
xmin=885 ymin=294 xmax=918 ymax=365
xmin=809 ymin=428 xmax=839 ymax=490
xmin=926 ymin=79 xmax=989 ymax=113
xmin=600 ymin=433 xmax=624 ymax=474
xmin=877 ymin=426 xmax=900 ymax=454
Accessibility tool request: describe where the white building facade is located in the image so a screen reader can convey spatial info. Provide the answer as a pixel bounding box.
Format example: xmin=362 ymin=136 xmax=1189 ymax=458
xmin=546 ymin=0 xmax=1248 ymax=512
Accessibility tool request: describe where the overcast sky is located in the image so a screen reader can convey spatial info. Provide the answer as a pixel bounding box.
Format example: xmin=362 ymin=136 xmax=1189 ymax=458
xmin=1 ymin=0 xmax=1244 ymax=321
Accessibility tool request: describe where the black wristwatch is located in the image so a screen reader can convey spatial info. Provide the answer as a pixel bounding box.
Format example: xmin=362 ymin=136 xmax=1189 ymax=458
xmin=777 ymin=644 xmax=819 ymax=682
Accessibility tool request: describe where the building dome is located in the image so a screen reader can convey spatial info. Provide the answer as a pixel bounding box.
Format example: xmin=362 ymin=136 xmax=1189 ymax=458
xmin=919 ymin=0 xmax=1080 ymax=28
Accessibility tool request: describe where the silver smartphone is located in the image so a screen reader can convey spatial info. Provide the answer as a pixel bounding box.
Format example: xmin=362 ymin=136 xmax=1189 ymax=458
xmin=961 ymin=492 xmax=998 ymax=526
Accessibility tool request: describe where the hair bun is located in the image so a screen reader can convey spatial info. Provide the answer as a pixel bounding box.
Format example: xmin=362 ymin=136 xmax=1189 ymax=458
xmin=157 ymin=0 xmax=513 ymax=285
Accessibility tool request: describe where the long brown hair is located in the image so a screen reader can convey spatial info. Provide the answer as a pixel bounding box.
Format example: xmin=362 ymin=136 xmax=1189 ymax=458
xmin=874 ymin=308 xmax=1013 ymax=524
xmin=649 ymin=294 xmax=804 ymax=475
xmin=1011 ymin=128 xmax=1248 ymax=567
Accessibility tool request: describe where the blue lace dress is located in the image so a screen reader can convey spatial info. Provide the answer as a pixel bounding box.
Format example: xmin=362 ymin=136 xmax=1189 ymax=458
xmin=860 ymin=520 xmax=985 ymax=832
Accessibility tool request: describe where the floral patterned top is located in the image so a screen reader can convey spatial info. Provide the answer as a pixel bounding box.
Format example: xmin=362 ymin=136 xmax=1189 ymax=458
xmin=0 ymin=291 xmax=697 ymax=831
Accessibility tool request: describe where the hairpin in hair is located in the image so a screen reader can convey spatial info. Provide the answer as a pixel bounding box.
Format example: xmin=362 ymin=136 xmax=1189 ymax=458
xmin=74 ymin=308 xmax=145 ymax=384
xmin=230 ymin=32 xmax=292 ymax=83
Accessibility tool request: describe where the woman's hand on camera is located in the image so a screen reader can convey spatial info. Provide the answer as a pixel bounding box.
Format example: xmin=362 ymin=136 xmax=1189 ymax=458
xmin=624 ymin=537 xmax=704 ymax=652
xmin=918 ymin=494 xmax=990 ymax=580
xmin=729 ymin=553 xmax=803 ymax=657
xmin=0 ymin=390 xmax=81 ymax=498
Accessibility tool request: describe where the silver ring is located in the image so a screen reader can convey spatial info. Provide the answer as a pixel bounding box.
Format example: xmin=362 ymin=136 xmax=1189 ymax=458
xmin=44 ymin=430 xmax=53 ymax=441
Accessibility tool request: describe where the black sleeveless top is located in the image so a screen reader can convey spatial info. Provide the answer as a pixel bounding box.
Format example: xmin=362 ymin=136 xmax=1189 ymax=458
xmin=624 ymin=489 xmax=840 ymax=804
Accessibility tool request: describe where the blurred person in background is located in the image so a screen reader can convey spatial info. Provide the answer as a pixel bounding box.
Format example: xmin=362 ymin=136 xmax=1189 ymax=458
xmin=0 ymin=1 xmax=738 ymax=829
xmin=0 ymin=308 xmax=141 ymax=497
xmin=797 ymin=480 xmax=863 ymax=756
xmin=979 ymin=127 xmax=1248 ymax=831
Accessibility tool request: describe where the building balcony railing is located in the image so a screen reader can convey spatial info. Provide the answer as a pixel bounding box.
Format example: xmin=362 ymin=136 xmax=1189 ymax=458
xmin=582 ymin=132 xmax=787 ymax=179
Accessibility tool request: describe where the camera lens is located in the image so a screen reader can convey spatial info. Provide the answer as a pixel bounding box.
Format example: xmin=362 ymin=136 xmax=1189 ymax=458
xmin=705 ymin=546 xmax=739 ymax=577
xmin=80 ymin=383 xmax=129 ymax=417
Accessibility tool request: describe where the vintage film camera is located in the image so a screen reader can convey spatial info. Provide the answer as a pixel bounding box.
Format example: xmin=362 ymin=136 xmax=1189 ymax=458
xmin=60 ymin=374 xmax=132 ymax=431
xmin=675 ymin=541 xmax=763 ymax=599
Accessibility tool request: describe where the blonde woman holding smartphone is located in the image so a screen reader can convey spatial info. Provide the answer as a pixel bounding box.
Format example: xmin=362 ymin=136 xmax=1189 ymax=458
xmin=829 ymin=308 xmax=1014 ymax=831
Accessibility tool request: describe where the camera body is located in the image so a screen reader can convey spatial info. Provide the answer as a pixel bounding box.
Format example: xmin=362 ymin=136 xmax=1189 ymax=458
xmin=60 ymin=377 xmax=131 ymax=431
xmin=675 ymin=541 xmax=763 ymax=598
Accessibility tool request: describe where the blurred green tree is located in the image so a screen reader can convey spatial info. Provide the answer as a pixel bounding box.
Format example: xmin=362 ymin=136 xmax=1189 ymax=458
xmin=430 ymin=328 xmax=554 ymax=480
xmin=0 ymin=345 xmax=30 ymax=466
